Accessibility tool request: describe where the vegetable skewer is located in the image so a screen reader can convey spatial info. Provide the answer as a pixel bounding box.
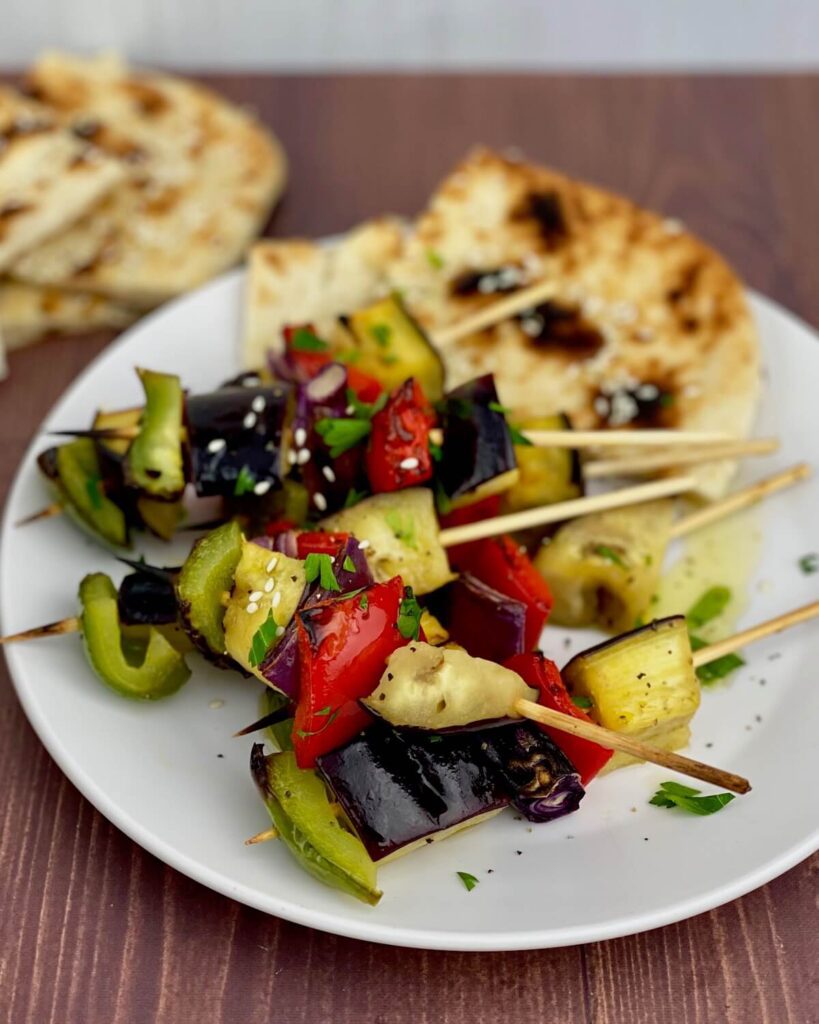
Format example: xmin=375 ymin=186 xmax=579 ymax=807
xmin=690 ymin=599 xmax=819 ymax=668
xmin=584 ymin=437 xmax=779 ymax=479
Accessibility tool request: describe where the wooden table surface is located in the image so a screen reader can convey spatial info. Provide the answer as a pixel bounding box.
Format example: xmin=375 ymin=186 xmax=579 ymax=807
xmin=1 ymin=74 xmax=818 ymax=1024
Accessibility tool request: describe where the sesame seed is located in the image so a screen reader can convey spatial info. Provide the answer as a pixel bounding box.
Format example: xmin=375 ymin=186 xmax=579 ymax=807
xmin=243 ymin=411 xmax=258 ymax=430
xmin=345 ymin=404 xmax=356 ymax=416
xmin=248 ymin=591 xmax=263 ymax=602
xmin=313 ymin=492 xmax=328 ymax=512
xmin=294 ymin=427 xmax=307 ymax=448
xmin=276 ymin=624 xmax=285 ymax=635
xmin=272 ymin=591 xmax=282 ymax=608
xmin=478 ymin=275 xmax=498 ymax=294
xmin=521 ymin=316 xmax=543 ymax=337
xmin=322 ymin=465 xmax=336 ymax=483
xmin=253 ymin=480 xmax=272 ymax=496
xmin=265 ymin=556 xmax=278 ymax=573
xmin=287 ymin=449 xmax=297 ymax=465
xmin=243 ymin=374 xmax=261 ymax=387
xmin=208 ymin=699 xmax=224 ymax=710
xmin=251 ymin=395 xmax=266 ymax=413
xmin=297 ymin=448 xmax=311 ymax=466
xmin=207 ymin=438 xmax=227 ymax=454
xmin=358 ymin=539 xmax=370 ymax=550
xmin=264 ymin=579 xmax=275 ymax=593
xmin=399 ymin=457 xmax=420 ymax=471
xmin=246 ymin=602 xmax=259 ymax=614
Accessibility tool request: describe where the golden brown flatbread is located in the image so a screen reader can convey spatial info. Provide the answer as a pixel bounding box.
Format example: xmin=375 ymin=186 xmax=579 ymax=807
xmin=0 ymin=279 xmax=135 ymax=350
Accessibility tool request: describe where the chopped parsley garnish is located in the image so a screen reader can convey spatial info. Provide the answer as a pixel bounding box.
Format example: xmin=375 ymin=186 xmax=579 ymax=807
xmin=428 ymin=439 xmax=443 ymax=463
xmin=335 ymin=348 xmax=361 ymax=365
xmin=234 ymin=464 xmax=257 ymax=496
xmin=359 ymin=593 xmax=369 ymax=611
xmin=798 ymin=553 xmax=818 ymax=574
xmin=508 ymin=423 xmax=534 ymax=447
xmin=370 ymin=323 xmax=392 ymax=348
xmin=342 ymin=555 xmax=356 ymax=573
xmin=296 ymin=708 xmax=341 ymax=739
xmin=658 ymin=393 xmax=675 ymax=409
xmin=344 ymin=486 xmax=369 ymax=508
xmin=689 ymin=634 xmax=745 ymax=684
xmin=315 ymin=417 xmax=372 ymax=458
xmin=290 ymin=328 xmax=328 ymax=352
xmin=457 ymin=871 xmax=480 ymax=892
xmin=571 ymin=695 xmax=593 ymax=710
xmin=385 ymin=509 xmax=417 ymax=549
xmin=433 ymin=477 xmax=453 ymax=515
xmin=304 ymin=552 xmax=341 ymax=592
xmin=397 ymin=588 xmax=423 ymax=641
xmin=425 ymin=248 xmax=445 ymax=270
xmin=488 ymin=401 xmax=512 ymax=415
xmin=649 ymin=780 xmax=735 ymax=816
xmin=346 ymin=387 xmax=388 ymax=420
xmin=687 ymin=586 xmax=732 ymax=629
xmin=644 ymin=554 xmax=654 ymax=566
xmin=248 ymin=610 xmax=279 ymax=668
xmin=593 ymin=544 xmax=628 ymax=569
xmin=85 ymin=474 xmax=103 ymax=510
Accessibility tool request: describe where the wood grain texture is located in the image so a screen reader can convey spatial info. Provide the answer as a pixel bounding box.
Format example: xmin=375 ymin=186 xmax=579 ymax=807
xmin=1 ymin=74 xmax=818 ymax=1024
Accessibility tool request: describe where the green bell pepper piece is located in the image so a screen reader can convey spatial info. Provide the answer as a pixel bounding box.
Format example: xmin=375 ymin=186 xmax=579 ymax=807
xmin=55 ymin=439 xmax=129 ymax=548
xmin=250 ymin=747 xmax=381 ymax=906
xmin=79 ymin=573 xmax=190 ymax=700
xmin=259 ymin=688 xmax=294 ymax=751
xmin=126 ymin=368 xmax=185 ymax=499
xmin=176 ymin=520 xmax=243 ymax=663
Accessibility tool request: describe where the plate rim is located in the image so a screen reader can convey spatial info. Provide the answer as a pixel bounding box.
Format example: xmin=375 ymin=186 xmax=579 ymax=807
xmin=2 ymin=270 xmax=818 ymax=951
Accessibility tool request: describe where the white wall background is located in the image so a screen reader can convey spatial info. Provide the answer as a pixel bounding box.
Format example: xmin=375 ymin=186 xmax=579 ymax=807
xmin=3 ymin=0 xmax=819 ymax=70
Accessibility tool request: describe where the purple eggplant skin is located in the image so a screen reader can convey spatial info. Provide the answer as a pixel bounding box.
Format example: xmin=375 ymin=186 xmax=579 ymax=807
xmin=317 ymin=720 xmax=511 ymax=862
xmin=117 ymin=571 xmax=178 ymax=626
xmin=186 ymin=384 xmax=290 ymax=498
xmin=479 ymin=723 xmax=585 ymax=823
xmin=249 ymin=531 xmax=299 ymax=558
xmin=439 ymin=572 xmax=527 ymax=663
xmin=259 ymin=536 xmax=373 ymax=699
xmin=438 ymin=374 xmax=517 ymax=503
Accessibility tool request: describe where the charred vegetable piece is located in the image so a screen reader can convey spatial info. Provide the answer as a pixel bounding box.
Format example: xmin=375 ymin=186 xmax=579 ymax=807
xmin=136 ymin=495 xmax=185 ymax=540
xmin=342 ymin=294 xmax=445 ymax=401
xmin=501 ymin=413 xmax=583 ymax=512
xmin=272 ymin=324 xmax=384 ymax=403
xmin=437 ymin=494 xmax=502 ymax=564
xmin=440 ymin=573 xmax=527 ymax=663
xmin=117 ymin=569 xmax=178 ymax=626
xmin=293 ymin=576 xmax=409 ymax=767
xmin=296 ymin=531 xmax=350 ymax=559
xmin=54 ymin=439 xmax=129 ymax=548
xmin=562 ymin=616 xmax=699 ymax=771
xmin=186 ymin=383 xmax=289 ymax=498
xmin=504 ymin=652 xmax=612 ymax=784
xmin=126 ymin=369 xmax=185 ymax=500
xmin=91 ymin=406 xmax=143 ymax=461
xmin=437 ymin=375 xmax=519 ymax=509
xmin=316 ymin=721 xmax=509 ymax=862
xmin=79 ymin=573 xmax=190 ymax=700
xmin=453 ymin=535 xmax=553 ymax=650
xmin=251 ymin=745 xmax=381 ymax=905
xmin=176 ymin=520 xmax=243 ymax=664
xmin=365 ymin=378 xmax=436 ymax=493
xmin=534 ymin=499 xmax=674 ymax=633
xmin=258 ymin=688 xmax=294 ymax=752
xmin=478 ymin=723 xmax=584 ymax=823
xmin=222 ymin=539 xmax=306 ymax=679
xmin=364 ymin=642 xmax=536 ymax=731
xmin=319 ymin=487 xmax=453 ymax=596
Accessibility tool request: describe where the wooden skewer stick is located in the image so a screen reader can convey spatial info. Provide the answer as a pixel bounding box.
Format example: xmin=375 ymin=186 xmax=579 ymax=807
xmin=244 ymin=827 xmax=279 ymax=846
xmin=691 ymin=600 xmax=819 ymax=669
xmin=584 ymin=438 xmax=779 ymax=479
xmin=432 ymin=278 xmax=557 ymax=347
xmin=514 ymin=698 xmax=750 ymax=794
xmin=0 ymin=616 xmax=81 ymax=645
xmin=670 ymin=462 xmax=811 ymax=539
xmin=15 ymin=502 xmax=63 ymax=527
xmin=523 ymin=427 xmax=740 ymax=449
xmin=439 ymin=475 xmax=695 ymax=547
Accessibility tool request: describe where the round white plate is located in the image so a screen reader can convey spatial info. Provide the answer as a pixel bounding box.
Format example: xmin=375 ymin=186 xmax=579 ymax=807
xmin=2 ymin=270 xmax=818 ymax=951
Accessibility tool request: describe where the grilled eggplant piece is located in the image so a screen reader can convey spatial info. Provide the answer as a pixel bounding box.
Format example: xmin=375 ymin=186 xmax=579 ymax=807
xmin=479 ymin=723 xmax=584 ymax=822
xmin=251 ymin=745 xmax=381 ymax=905
xmin=117 ymin=569 xmax=178 ymax=626
xmin=342 ymin=293 xmax=445 ymax=401
xmin=438 ymin=375 xmax=519 ymax=510
xmin=317 ymin=721 xmax=509 ymax=862
xmin=363 ymin=642 xmax=536 ymax=730
xmin=562 ymin=616 xmax=699 ymax=771
xmin=501 ymin=413 xmax=583 ymax=513
xmin=319 ymin=487 xmax=454 ymax=596
xmin=126 ymin=369 xmax=186 ymax=500
xmin=438 ymin=573 xmax=527 ymax=663
xmin=534 ymin=499 xmax=673 ymax=633
xmin=47 ymin=439 xmax=129 ymax=548
xmin=186 ymin=383 xmax=290 ymax=498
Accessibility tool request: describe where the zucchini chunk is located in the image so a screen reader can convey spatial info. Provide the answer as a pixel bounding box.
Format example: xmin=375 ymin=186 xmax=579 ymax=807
xmin=562 ymin=616 xmax=699 ymax=771
xmin=342 ymin=293 xmax=445 ymax=400
xmin=126 ymin=368 xmax=186 ymax=500
xmin=54 ymin=439 xmax=129 ymax=548
xmin=533 ymin=499 xmax=673 ymax=633
xmin=319 ymin=487 xmax=454 ymax=595
xmin=501 ymin=413 xmax=583 ymax=513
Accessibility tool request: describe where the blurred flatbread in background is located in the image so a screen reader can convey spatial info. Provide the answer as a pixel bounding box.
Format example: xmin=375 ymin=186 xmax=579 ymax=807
xmin=388 ymin=148 xmax=760 ymax=497
xmin=12 ymin=51 xmax=287 ymax=309
xmin=0 ymin=279 xmax=135 ymax=350
xmin=243 ymin=217 xmax=405 ymax=370
xmin=0 ymin=86 xmax=124 ymax=272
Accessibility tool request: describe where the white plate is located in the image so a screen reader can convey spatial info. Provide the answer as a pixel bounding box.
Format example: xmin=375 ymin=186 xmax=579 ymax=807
xmin=2 ymin=270 xmax=818 ymax=951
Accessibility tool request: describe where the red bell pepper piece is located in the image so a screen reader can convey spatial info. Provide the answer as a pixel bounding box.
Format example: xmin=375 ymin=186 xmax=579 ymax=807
xmin=296 ymin=531 xmax=351 ymax=560
xmin=283 ymin=325 xmax=383 ymax=402
xmin=293 ymin=576 xmax=409 ymax=767
xmin=456 ymin=535 xmax=553 ymax=649
xmin=436 ymin=494 xmax=501 ymax=567
xmin=504 ymin=652 xmax=613 ymax=784
xmin=262 ymin=518 xmax=297 ymax=537
xmin=365 ymin=378 xmax=436 ymax=493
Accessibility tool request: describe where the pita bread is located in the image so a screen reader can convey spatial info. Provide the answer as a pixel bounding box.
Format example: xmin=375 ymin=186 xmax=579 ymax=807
xmin=13 ymin=52 xmax=286 ymax=308
xmin=0 ymin=279 xmax=135 ymax=350
xmin=387 ymin=149 xmax=759 ymax=498
xmin=0 ymin=86 xmax=124 ymax=273
xmin=243 ymin=216 xmax=405 ymax=370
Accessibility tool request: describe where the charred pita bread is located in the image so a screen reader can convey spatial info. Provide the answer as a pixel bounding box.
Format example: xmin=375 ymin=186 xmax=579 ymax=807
xmin=387 ymin=149 xmax=759 ymax=498
xmin=0 ymin=86 xmax=124 ymax=273
xmin=243 ymin=217 xmax=405 ymax=370
xmin=13 ymin=52 xmax=286 ymax=308
xmin=0 ymin=279 xmax=135 ymax=350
